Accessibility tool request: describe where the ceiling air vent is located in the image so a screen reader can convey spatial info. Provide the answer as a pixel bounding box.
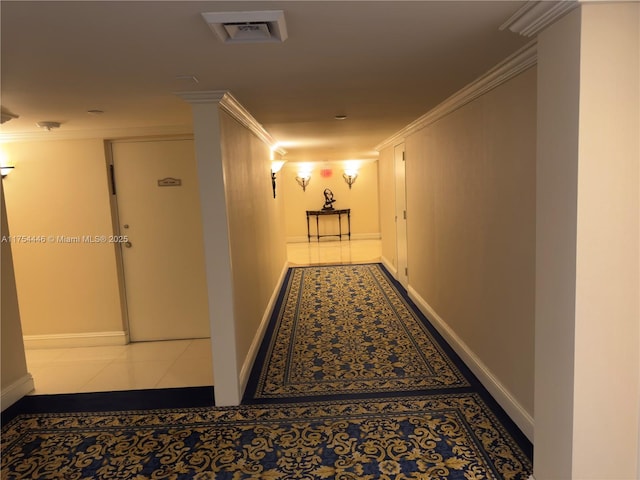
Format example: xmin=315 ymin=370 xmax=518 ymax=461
xmin=201 ymin=10 xmax=288 ymax=44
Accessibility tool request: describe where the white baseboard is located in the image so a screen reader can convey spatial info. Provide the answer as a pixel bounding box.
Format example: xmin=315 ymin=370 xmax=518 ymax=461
xmin=23 ymin=330 xmax=129 ymax=349
xmin=408 ymin=286 xmax=534 ymax=442
xmin=1 ymin=373 xmax=35 ymax=411
xmin=239 ymin=262 xmax=289 ymax=396
xmin=380 ymin=255 xmax=397 ymax=277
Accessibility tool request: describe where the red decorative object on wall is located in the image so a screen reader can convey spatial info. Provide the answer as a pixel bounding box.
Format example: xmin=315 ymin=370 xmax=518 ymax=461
xmin=320 ymin=168 xmax=332 ymax=178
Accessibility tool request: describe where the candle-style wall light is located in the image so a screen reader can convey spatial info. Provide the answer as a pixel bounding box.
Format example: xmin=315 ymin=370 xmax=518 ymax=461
xmin=271 ymin=160 xmax=286 ymax=198
xmin=343 ymin=168 xmax=358 ymax=189
xmin=1 ymin=165 xmax=14 ymax=178
xmin=296 ymin=174 xmax=311 ymax=192
xmin=0 ymin=148 xmax=14 ymax=178
xmin=295 ymin=164 xmax=312 ymax=192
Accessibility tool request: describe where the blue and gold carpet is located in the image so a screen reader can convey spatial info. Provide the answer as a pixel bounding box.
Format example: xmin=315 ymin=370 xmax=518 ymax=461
xmin=246 ymin=264 xmax=469 ymax=400
xmin=2 ymin=264 xmax=533 ymax=479
xmin=2 ymin=394 xmax=529 ymax=479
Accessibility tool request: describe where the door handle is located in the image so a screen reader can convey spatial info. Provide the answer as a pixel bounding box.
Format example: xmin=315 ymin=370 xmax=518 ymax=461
xmin=124 ymin=241 xmax=132 ymax=248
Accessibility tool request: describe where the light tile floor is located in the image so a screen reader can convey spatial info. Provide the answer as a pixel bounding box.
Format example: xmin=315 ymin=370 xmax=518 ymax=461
xmin=26 ymin=339 xmax=214 ymax=395
xmin=287 ymin=238 xmax=381 ymax=266
xmin=25 ymin=239 xmax=382 ymax=395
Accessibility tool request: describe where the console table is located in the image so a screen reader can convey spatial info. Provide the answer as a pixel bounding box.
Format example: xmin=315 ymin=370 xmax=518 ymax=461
xmin=306 ymin=209 xmax=351 ymax=242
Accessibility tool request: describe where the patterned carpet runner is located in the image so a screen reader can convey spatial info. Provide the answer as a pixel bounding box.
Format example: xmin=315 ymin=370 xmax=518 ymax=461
xmin=247 ymin=264 xmax=469 ymax=399
xmin=2 ymin=264 xmax=532 ymax=479
xmin=2 ymin=394 xmax=529 ymax=479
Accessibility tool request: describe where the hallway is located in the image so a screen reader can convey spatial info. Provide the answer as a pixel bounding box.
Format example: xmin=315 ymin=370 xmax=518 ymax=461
xmin=24 ymin=240 xmax=382 ymax=396
xmin=7 ymin=252 xmax=533 ymax=479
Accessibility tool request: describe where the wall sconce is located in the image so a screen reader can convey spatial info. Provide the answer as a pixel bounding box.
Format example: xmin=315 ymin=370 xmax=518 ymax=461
xmin=296 ymin=173 xmax=311 ymax=192
xmin=295 ymin=163 xmax=313 ymax=192
xmin=1 ymin=165 xmax=14 ymax=178
xmin=271 ymin=160 xmax=286 ymax=198
xmin=343 ymin=169 xmax=358 ymax=189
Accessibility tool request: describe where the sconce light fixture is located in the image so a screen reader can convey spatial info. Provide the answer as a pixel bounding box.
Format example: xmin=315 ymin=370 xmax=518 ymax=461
xmin=296 ymin=173 xmax=311 ymax=192
xmin=271 ymin=160 xmax=286 ymax=198
xmin=295 ymin=164 xmax=312 ymax=192
xmin=1 ymin=165 xmax=14 ymax=178
xmin=343 ymin=169 xmax=358 ymax=189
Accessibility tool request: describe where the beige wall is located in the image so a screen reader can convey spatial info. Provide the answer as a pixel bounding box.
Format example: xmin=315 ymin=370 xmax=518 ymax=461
xmin=535 ymin=4 xmax=639 ymax=478
xmin=219 ymin=111 xmax=288 ymax=383
xmin=420 ymin=68 xmax=535 ymax=417
xmin=379 ymin=68 xmax=537 ymax=426
xmin=1 ymin=139 xmax=124 ymax=336
xmin=281 ymin=160 xmax=380 ymax=241
xmin=1 ymin=184 xmax=32 ymax=405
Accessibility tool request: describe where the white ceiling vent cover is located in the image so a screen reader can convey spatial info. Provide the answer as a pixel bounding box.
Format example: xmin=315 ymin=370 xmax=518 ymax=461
xmin=201 ymin=10 xmax=288 ymax=44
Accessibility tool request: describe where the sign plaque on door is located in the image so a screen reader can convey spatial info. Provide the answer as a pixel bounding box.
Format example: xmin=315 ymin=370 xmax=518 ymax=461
xmin=157 ymin=177 xmax=182 ymax=187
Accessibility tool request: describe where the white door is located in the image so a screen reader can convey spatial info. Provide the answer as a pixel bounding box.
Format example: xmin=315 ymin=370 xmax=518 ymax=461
xmin=111 ymin=139 xmax=210 ymax=341
xmin=395 ymin=143 xmax=409 ymax=289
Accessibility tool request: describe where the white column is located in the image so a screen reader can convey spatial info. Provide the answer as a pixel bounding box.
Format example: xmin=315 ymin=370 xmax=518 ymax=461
xmin=177 ymin=91 xmax=241 ymax=406
xmin=1 ymin=181 xmax=35 ymax=409
xmin=571 ymin=3 xmax=639 ymax=477
xmin=535 ymin=3 xmax=640 ymax=478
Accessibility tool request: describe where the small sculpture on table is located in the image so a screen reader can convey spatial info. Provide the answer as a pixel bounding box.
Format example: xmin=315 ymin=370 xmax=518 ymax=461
xmin=322 ymin=189 xmax=336 ymax=210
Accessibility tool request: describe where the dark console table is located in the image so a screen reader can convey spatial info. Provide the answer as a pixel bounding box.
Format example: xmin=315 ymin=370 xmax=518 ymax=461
xmin=306 ymin=209 xmax=351 ymax=242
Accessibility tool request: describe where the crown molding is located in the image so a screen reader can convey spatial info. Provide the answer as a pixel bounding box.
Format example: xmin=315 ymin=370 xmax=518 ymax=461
xmin=219 ymin=92 xmax=286 ymax=156
xmin=0 ymin=124 xmax=192 ymax=144
xmin=174 ymin=90 xmax=228 ymax=104
xmin=283 ymin=157 xmax=378 ymax=166
xmin=375 ymin=40 xmax=537 ymax=152
xmin=176 ymin=90 xmax=286 ymax=156
xmin=499 ymin=0 xmax=578 ymax=37
xmin=1 ymin=90 xmax=286 ymax=157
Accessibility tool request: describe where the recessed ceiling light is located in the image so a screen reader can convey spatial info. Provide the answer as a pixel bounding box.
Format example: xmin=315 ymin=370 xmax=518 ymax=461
xmin=334 ymin=114 xmax=348 ymax=120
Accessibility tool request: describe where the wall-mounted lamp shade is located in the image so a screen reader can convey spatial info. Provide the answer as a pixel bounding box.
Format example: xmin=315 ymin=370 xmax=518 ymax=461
xmin=295 ymin=173 xmax=311 ymax=192
xmin=271 ymin=160 xmax=286 ymax=174
xmin=343 ymin=169 xmax=358 ymax=189
xmin=271 ymin=160 xmax=286 ymax=199
xmin=295 ymin=163 xmax=312 ymax=192
xmin=1 ymin=165 xmax=14 ymax=178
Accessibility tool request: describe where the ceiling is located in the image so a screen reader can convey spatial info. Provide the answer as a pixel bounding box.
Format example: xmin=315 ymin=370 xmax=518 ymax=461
xmin=0 ymin=1 xmax=530 ymax=163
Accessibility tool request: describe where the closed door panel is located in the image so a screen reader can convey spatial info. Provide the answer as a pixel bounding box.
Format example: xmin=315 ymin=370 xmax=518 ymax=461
xmin=112 ymin=139 xmax=210 ymax=341
xmin=395 ymin=143 xmax=409 ymax=289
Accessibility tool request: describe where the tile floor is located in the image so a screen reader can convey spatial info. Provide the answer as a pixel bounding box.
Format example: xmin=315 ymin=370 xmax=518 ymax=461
xmin=287 ymin=238 xmax=381 ymax=266
xmin=25 ymin=239 xmax=382 ymax=395
xmin=25 ymin=339 xmax=214 ymax=395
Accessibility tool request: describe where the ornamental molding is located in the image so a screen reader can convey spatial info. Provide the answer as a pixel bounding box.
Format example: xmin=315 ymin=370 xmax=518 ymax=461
xmin=176 ymin=90 xmax=286 ymax=155
xmin=499 ymin=0 xmax=578 ymax=37
xmin=0 ymin=124 xmax=192 ymax=143
xmin=375 ymin=40 xmax=537 ymax=152
xmin=175 ymin=90 xmax=227 ymax=104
